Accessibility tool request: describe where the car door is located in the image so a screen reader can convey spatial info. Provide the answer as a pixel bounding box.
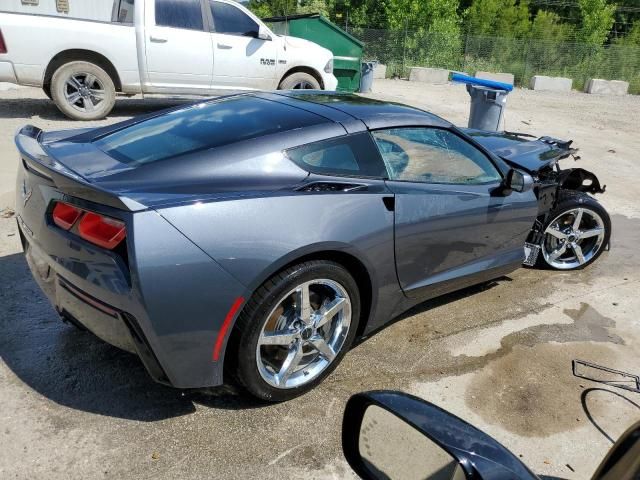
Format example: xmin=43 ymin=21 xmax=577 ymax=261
xmin=207 ymin=0 xmax=278 ymax=90
xmin=144 ymin=0 xmax=213 ymax=91
xmin=371 ymin=127 xmax=538 ymax=301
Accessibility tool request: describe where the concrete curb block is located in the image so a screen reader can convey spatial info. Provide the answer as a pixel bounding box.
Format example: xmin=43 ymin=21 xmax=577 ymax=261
xmin=373 ymin=64 xmax=387 ymax=80
xmin=585 ymin=79 xmax=629 ymax=96
xmin=475 ymin=71 xmax=515 ymax=85
xmin=409 ymin=67 xmax=449 ymax=84
xmin=529 ymin=75 xmax=573 ymax=92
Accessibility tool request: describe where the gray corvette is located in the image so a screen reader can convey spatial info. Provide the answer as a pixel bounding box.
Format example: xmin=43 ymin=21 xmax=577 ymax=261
xmin=15 ymin=92 xmax=610 ymax=401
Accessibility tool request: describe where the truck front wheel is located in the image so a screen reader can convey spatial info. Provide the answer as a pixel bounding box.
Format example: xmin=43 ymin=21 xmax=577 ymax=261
xmin=51 ymin=61 xmax=116 ymax=121
xmin=278 ymin=72 xmax=321 ymax=90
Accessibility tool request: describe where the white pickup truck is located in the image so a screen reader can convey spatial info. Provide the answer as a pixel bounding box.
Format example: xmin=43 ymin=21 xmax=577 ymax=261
xmin=0 ymin=0 xmax=337 ymax=120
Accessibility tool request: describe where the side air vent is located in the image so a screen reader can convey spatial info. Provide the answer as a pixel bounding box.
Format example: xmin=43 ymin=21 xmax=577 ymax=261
xmin=296 ymin=182 xmax=367 ymax=193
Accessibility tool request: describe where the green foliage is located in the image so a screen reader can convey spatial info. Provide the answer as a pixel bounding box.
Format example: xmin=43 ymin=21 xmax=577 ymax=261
xmin=464 ymin=0 xmax=531 ymax=38
xmin=576 ymin=0 xmax=616 ymax=46
xmin=530 ymin=10 xmax=573 ymax=41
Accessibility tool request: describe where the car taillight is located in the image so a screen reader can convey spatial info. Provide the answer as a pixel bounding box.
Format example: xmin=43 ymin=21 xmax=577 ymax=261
xmin=78 ymin=212 xmax=126 ymax=250
xmin=52 ymin=202 xmax=82 ymax=230
xmin=51 ymin=201 xmax=126 ymax=250
xmin=0 ymin=30 xmax=7 ymax=54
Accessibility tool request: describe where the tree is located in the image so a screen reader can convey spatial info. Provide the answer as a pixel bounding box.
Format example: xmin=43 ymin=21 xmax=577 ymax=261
xmin=464 ymin=0 xmax=531 ymax=38
xmin=530 ymin=10 xmax=573 ymax=41
xmin=576 ymin=0 xmax=616 ymax=46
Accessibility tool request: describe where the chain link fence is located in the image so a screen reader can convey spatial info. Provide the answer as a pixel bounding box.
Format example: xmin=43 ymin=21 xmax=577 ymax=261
xmin=348 ymin=28 xmax=640 ymax=94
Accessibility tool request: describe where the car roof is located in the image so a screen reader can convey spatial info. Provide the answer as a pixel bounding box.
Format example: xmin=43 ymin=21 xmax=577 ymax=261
xmin=268 ymin=91 xmax=452 ymax=130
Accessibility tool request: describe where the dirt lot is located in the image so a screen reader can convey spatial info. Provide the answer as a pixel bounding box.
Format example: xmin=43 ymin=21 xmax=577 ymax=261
xmin=1 ymin=82 xmax=640 ymax=479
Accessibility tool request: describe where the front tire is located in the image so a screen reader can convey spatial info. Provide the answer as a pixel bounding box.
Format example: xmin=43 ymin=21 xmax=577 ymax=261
xmin=278 ymin=72 xmax=321 ymax=90
xmin=51 ymin=61 xmax=116 ymax=120
xmin=229 ymin=261 xmax=360 ymax=402
xmin=538 ymin=191 xmax=611 ymax=270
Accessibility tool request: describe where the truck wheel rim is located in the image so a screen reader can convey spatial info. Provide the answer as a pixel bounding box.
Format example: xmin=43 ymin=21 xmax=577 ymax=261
xmin=291 ymin=80 xmax=315 ymax=89
xmin=542 ymin=208 xmax=606 ymax=269
xmin=256 ymin=279 xmax=351 ymax=389
xmin=64 ymin=73 xmax=105 ymax=113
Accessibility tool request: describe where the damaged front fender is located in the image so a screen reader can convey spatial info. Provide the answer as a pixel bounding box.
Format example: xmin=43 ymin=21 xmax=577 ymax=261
xmin=558 ymin=168 xmax=606 ymax=195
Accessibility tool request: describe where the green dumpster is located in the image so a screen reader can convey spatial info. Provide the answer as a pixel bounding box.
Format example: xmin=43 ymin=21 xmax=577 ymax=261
xmin=263 ymin=13 xmax=364 ymax=92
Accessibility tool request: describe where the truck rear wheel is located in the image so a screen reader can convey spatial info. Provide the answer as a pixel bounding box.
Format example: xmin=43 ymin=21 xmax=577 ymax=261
xmin=51 ymin=61 xmax=116 ymax=121
xmin=278 ymin=72 xmax=321 ymax=90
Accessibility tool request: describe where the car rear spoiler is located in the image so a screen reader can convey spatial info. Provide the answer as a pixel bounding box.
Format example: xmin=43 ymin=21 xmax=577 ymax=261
xmin=15 ymin=125 xmax=146 ymax=212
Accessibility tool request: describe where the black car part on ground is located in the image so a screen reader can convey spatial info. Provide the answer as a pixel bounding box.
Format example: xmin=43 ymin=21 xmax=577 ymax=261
xmin=343 ymin=391 xmax=539 ymax=480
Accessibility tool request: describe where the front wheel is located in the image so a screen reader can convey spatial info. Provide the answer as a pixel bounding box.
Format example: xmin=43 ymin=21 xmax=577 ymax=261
xmin=538 ymin=191 xmax=611 ymax=270
xmin=229 ymin=261 xmax=360 ymax=402
xmin=278 ymin=72 xmax=321 ymax=90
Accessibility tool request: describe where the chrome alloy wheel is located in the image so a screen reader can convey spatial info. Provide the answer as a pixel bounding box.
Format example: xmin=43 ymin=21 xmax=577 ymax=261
xmin=542 ymin=207 xmax=606 ymax=269
xmin=64 ymin=73 xmax=105 ymax=113
xmin=256 ymin=279 xmax=352 ymax=389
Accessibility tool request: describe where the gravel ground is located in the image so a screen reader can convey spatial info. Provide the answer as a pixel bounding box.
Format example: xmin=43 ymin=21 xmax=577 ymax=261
xmin=1 ymin=82 xmax=640 ymax=479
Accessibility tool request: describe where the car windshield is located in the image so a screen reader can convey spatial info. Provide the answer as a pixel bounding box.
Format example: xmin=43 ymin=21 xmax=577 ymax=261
xmin=94 ymin=96 xmax=326 ymax=166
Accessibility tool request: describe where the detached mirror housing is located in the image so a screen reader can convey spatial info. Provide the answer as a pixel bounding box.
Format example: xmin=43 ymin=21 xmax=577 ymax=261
xmin=257 ymin=24 xmax=272 ymax=41
xmin=342 ymin=391 xmax=538 ymax=480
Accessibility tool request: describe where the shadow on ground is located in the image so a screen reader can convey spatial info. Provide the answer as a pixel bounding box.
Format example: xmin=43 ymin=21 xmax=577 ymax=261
xmin=0 ymin=96 xmax=194 ymax=120
xmin=0 ymin=251 xmax=266 ymax=422
xmin=0 ymin=246 xmax=507 ymax=422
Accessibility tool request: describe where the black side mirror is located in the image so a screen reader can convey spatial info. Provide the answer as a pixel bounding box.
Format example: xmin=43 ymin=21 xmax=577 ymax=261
xmin=342 ymin=391 xmax=538 ymax=480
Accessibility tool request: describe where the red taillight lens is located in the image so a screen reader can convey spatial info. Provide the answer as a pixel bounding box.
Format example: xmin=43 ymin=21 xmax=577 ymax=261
xmin=0 ymin=30 xmax=7 ymax=54
xmin=52 ymin=202 xmax=82 ymax=230
xmin=78 ymin=212 xmax=126 ymax=250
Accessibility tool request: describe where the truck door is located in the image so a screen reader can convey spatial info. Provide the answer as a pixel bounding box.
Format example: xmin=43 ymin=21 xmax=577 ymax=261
xmin=207 ymin=0 xmax=278 ymax=90
xmin=144 ymin=0 xmax=213 ymax=91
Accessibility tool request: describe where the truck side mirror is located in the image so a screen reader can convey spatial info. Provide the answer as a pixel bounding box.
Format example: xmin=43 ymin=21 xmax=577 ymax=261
xmin=257 ymin=24 xmax=272 ymax=41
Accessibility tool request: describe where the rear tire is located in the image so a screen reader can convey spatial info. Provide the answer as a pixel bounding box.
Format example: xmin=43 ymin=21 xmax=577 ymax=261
xmin=278 ymin=72 xmax=321 ymax=90
xmin=51 ymin=61 xmax=116 ymax=120
xmin=537 ymin=190 xmax=611 ymax=270
xmin=228 ymin=261 xmax=360 ymax=402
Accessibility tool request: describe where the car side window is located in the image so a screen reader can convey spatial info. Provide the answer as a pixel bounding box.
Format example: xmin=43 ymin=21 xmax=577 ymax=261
xmin=155 ymin=0 xmax=204 ymax=31
xmin=210 ymin=1 xmax=259 ymax=37
xmin=371 ymin=128 xmax=502 ymax=185
xmin=286 ymin=133 xmax=388 ymax=178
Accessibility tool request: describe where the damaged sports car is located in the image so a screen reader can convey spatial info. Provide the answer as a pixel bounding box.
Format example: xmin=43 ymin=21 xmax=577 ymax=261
xmin=14 ymin=92 xmax=610 ymax=401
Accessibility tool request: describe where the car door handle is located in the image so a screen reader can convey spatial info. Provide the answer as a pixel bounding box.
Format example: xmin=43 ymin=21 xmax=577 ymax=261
xmin=150 ymin=36 xmax=168 ymax=43
xmin=217 ymin=43 xmax=232 ymax=49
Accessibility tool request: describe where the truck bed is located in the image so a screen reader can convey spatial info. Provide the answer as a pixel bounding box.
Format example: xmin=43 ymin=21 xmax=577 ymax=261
xmin=0 ymin=11 xmax=140 ymax=91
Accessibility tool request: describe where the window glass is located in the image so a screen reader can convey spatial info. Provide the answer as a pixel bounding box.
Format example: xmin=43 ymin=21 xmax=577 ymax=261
xmin=94 ymin=97 xmax=327 ymax=166
xmin=210 ymin=1 xmax=259 ymax=36
xmin=286 ymin=133 xmax=387 ymax=178
xmin=155 ymin=0 xmax=204 ymax=30
xmin=113 ymin=0 xmax=135 ymax=23
xmin=372 ymin=128 xmax=501 ymax=184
